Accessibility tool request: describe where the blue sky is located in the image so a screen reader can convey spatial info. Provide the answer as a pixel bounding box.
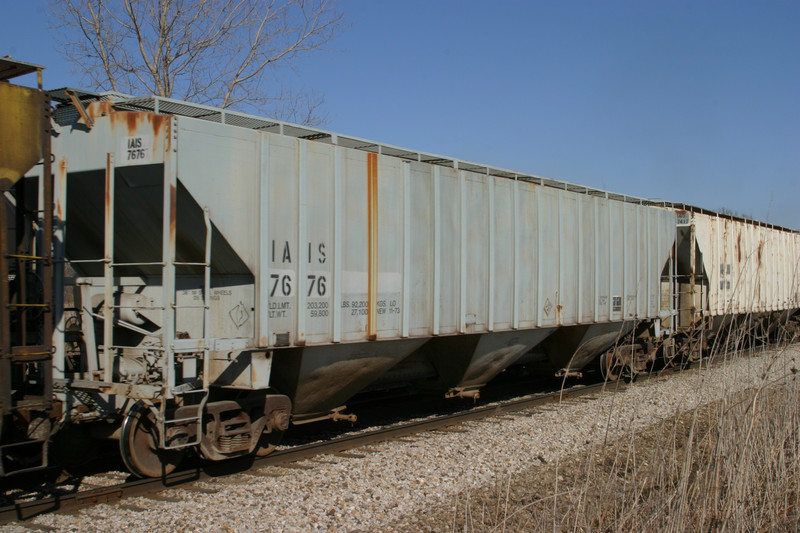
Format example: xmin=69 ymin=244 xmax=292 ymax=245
xmin=2 ymin=0 xmax=799 ymax=229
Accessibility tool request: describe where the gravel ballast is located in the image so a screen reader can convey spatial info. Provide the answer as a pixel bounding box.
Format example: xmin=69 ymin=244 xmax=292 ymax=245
xmin=5 ymin=344 xmax=799 ymax=532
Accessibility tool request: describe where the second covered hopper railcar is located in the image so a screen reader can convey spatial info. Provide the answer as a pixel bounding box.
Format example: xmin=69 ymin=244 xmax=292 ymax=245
xmin=668 ymin=207 xmax=800 ymax=360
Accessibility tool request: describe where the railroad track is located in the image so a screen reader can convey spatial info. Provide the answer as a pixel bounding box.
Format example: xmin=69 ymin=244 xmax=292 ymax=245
xmin=0 ymin=342 xmax=787 ymax=530
xmin=1 ymin=372 xmax=646 ymax=525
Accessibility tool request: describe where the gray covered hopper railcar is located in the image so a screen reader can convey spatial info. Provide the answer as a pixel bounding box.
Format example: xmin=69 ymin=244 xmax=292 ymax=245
xmin=39 ymin=93 xmax=677 ymax=475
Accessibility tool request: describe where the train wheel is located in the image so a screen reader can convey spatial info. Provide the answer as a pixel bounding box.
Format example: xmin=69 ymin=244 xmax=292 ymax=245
xmin=255 ymin=429 xmax=285 ymax=457
xmin=120 ymin=403 xmax=184 ymax=478
xmin=600 ymin=350 xmax=621 ymax=382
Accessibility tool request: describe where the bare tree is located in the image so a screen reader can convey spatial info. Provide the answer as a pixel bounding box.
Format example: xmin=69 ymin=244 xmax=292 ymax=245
xmin=51 ymin=0 xmax=342 ymax=125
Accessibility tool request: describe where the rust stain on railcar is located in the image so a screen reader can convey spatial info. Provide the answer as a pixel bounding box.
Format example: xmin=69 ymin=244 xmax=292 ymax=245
xmin=737 ymin=232 xmax=742 ymax=263
xmin=56 ymin=157 xmax=67 ymax=219
xmin=88 ymin=101 xmax=168 ymax=145
xmin=165 ymin=115 xmax=171 ymax=153
xmin=115 ymin=111 xmax=167 ymax=139
xmin=367 ymin=152 xmax=378 ymax=341
xmin=86 ymin=100 xmax=113 ymax=123
xmin=169 ymin=184 xmax=177 ymax=250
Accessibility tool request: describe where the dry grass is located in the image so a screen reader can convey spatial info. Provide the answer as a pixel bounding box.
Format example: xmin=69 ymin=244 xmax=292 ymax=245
xmin=440 ymin=335 xmax=800 ymax=532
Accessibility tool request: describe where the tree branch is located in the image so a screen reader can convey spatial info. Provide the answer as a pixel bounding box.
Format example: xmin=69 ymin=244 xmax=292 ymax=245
xmin=51 ymin=0 xmax=343 ymax=124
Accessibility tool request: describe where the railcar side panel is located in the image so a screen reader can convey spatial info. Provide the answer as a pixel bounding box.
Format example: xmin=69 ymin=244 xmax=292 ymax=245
xmin=609 ymin=200 xmax=624 ymax=322
xmin=305 ymin=140 xmax=335 ymax=344
xmin=265 ymin=134 xmax=299 ymax=343
xmin=594 ymin=198 xmax=611 ymax=323
xmin=376 ymin=155 xmax=404 ymax=339
xmin=579 ymin=195 xmax=595 ymax=323
xmin=560 ymin=192 xmax=579 ymax=325
xmin=516 ymin=183 xmax=539 ymax=329
xmin=463 ymin=170 xmax=490 ymax=333
xmin=492 ymin=178 xmax=515 ymax=330
xmin=407 ymin=162 xmax=434 ymax=336
xmin=438 ymin=166 xmax=460 ymax=335
xmin=340 ymin=148 xmax=368 ymax=341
